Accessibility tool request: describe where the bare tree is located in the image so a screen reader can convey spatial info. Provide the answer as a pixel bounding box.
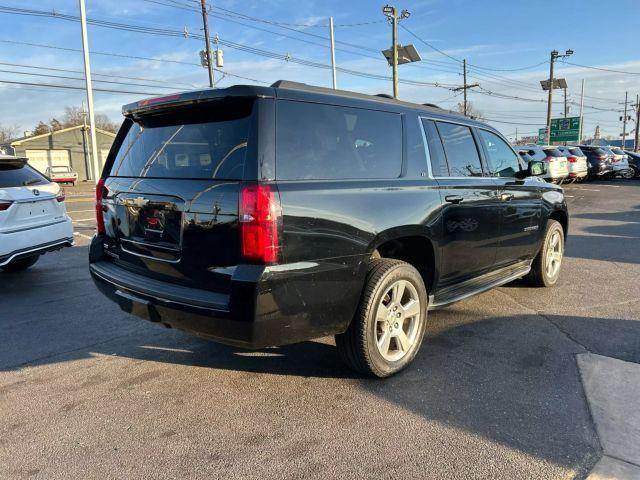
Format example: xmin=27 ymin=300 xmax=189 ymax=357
xmin=32 ymin=121 xmax=50 ymax=136
xmin=0 ymin=123 xmax=19 ymax=144
xmin=455 ymin=101 xmax=485 ymax=120
xmin=94 ymin=114 xmax=119 ymax=133
xmin=62 ymin=105 xmax=86 ymax=128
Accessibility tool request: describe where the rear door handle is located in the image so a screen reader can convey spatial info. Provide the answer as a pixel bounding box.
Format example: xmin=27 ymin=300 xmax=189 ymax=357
xmin=445 ymin=195 xmax=464 ymax=204
xmin=500 ymin=193 xmax=514 ymax=202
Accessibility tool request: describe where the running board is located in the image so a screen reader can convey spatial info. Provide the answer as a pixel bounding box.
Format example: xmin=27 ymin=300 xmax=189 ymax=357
xmin=429 ymin=261 xmax=531 ymax=310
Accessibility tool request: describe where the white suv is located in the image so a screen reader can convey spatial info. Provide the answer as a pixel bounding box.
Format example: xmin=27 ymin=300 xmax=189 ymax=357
xmin=0 ymin=155 xmax=73 ymax=271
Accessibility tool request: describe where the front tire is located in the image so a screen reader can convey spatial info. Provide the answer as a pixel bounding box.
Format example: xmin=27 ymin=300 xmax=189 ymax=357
xmin=335 ymin=259 xmax=428 ymax=378
xmin=622 ymin=168 xmax=635 ymax=179
xmin=1 ymin=255 xmax=39 ymax=272
xmin=525 ymin=220 xmax=564 ymax=287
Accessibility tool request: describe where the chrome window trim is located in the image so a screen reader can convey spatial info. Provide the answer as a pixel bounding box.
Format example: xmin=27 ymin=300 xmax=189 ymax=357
xmin=418 ymin=115 xmax=494 ymax=181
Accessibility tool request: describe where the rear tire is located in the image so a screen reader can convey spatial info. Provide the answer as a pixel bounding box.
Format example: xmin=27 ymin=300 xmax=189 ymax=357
xmin=524 ymin=220 xmax=564 ymax=287
xmin=335 ymin=259 xmax=428 ymax=378
xmin=1 ymin=255 xmax=39 ymax=272
xmin=622 ymin=168 xmax=635 ymax=179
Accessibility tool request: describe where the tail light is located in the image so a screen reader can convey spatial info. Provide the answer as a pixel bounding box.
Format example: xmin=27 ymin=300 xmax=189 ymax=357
xmin=595 ymin=155 xmax=607 ymax=161
xmin=96 ymin=177 xmax=106 ymax=235
xmin=56 ymin=188 xmax=66 ymax=202
xmin=544 ymin=156 xmax=554 ymax=162
xmin=239 ymin=184 xmax=281 ymax=263
xmin=567 ymin=156 xmax=577 ymax=163
xmin=0 ymin=200 xmax=12 ymax=211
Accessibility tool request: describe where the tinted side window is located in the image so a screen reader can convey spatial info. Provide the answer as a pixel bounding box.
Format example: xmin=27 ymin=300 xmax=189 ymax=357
xmin=0 ymin=161 xmax=48 ymax=188
xmin=276 ymin=101 xmax=402 ymax=180
xmin=421 ymin=119 xmax=448 ymax=176
xmin=478 ymin=130 xmax=521 ymax=178
xmin=435 ymin=122 xmax=483 ymax=177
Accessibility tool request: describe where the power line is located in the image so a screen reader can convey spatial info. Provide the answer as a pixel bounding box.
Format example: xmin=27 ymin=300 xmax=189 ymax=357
xmin=0 ymin=78 xmax=160 ymax=95
xmin=0 ymin=39 xmax=268 ymax=84
xmin=0 ymin=66 xmax=189 ymax=90
xmin=0 ymin=60 xmax=194 ymax=88
xmin=562 ymin=60 xmax=640 ymax=76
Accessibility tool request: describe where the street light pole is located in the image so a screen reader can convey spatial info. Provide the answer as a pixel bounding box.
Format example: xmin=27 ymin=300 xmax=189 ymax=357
xmin=545 ymin=49 xmax=573 ymax=145
xmin=622 ymin=91 xmax=628 ymax=149
xmin=79 ymin=0 xmax=100 ymax=183
xmin=579 ymin=79 xmax=585 ymax=143
xmin=545 ymin=51 xmax=556 ymax=144
xmin=382 ymin=5 xmax=410 ymax=99
xmin=391 ymin=7 xmax=398 ymax=98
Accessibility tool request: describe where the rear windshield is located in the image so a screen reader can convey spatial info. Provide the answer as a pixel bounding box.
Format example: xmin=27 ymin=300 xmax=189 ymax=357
xmin=110 ymin=99 xmax=254 ymax=179
xmin=50 ymin=166 xmax=71 ymax=172
xmin=543 ymin=148 xmax=564 ymax=157
xmin=600 ymin=146 xmax=614 ymax=155
xmin=568 ymin=147 xmax=584 ymax=156
xmin=0 ymin=160 xmax=49 ymax=188
xmin=611 ymin=147 xmax=625 ymax=155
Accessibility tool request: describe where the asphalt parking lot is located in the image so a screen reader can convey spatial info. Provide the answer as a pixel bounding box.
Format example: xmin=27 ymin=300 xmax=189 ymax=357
xmin=1 ymin=180 xmax=639 ymax=479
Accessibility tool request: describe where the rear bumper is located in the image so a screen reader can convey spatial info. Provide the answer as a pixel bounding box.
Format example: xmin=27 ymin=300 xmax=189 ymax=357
xmin=0 ymin=218 xmax=74 ymax=266
xmin=89 ymin=243 xmax=362 ymax=348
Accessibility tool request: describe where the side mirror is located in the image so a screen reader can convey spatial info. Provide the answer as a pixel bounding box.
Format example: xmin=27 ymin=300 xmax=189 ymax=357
xmin=528 ymin=160 xmax=547 ymax=176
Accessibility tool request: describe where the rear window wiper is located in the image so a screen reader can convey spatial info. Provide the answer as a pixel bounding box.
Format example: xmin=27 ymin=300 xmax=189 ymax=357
xmin=23 ymin=179 xmax=43 ymax=186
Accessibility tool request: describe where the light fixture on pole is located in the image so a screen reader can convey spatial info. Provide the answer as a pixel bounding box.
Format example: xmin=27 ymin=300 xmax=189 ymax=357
xmin=381 ymin=5 xmax=418 ymax=99
xmin=542 ymin=49 xmax=573 ymax=144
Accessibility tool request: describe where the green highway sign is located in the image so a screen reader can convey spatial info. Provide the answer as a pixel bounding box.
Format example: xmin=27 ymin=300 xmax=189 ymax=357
xmin=550 ymin=117 xmax=580 ymax=142
xmin=537 ymin=128 xmax=546 ymax=145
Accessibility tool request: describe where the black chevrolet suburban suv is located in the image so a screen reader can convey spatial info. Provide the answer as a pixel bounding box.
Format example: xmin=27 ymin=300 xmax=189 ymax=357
xmin=90 ymin=81 xmax=568 ymax=377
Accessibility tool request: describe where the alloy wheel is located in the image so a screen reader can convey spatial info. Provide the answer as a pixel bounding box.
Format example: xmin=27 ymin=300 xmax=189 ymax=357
xmin=374 ymin=279 xmax=421 ymax=362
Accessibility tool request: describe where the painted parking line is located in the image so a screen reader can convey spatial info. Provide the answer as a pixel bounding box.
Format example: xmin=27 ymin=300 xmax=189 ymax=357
xmin=575 ymin=188 xmax=601 ymax=192
xmin=72 ymin=218 xmax=96 ymax=222
xmin=73 ymin=231 xmax=93 ymax=240
xmin=66 ymin=209 xmax=96 ymax=214
xmin=65 ymin=197 xmax=95 ymax=203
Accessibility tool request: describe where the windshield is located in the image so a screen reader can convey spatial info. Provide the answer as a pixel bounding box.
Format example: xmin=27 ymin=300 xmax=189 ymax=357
xmin=0 ymin=161 xmax=49 ymax=188
xmin=110 ymin=98 xmax=254 ymax=180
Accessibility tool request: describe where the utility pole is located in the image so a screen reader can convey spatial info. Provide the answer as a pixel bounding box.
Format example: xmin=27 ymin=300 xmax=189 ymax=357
xmin=515 ymin=128 xmax=518 ymax=144
xmin=621 ymin=91 xmax=628 ymax=149
xmin=579 ymin=79 xmax=585 ymax=143
xmin=452 ymin=59 xmax=479 ymax=117
xmin=563 ymin=87 xmax=568 ymax=118
xmin=463 ymin=58 xmax=468 ymax=116
xmin=79 ymin=0 xmax=100 ymax=183
xmin=545 ymin=49 xmax=573 ymax=145
xmin=635 ymin=94 xmax=640 ymax=152
xmin=329 ymin=17 xmax=337 ymax=89
xmin=200 ymin=0 xmax=215 ymax=88
xmin=382 ymin=6 xmax=412 ymax=99
xmin=391 ymin=7 xmax=398 ymax=98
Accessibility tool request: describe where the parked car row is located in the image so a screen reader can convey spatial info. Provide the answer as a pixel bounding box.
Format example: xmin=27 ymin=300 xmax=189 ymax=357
xmin=514 ymin=144 xmax=637 ymax=183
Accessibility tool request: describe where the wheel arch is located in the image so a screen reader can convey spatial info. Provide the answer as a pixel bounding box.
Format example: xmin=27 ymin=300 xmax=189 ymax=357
xmin=368 ymin=227 xmax=439 ymax=294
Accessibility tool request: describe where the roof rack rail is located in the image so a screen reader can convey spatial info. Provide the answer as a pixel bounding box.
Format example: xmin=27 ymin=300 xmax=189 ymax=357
xmin=375 ymin=93 xmax=394 ymax=99
xmin=422 ymin=103 xmax=442 ymax=109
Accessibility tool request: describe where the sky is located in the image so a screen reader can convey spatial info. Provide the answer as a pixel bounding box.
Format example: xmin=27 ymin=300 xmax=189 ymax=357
xmin=1 ymin=0 xmax=640 ymax=143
